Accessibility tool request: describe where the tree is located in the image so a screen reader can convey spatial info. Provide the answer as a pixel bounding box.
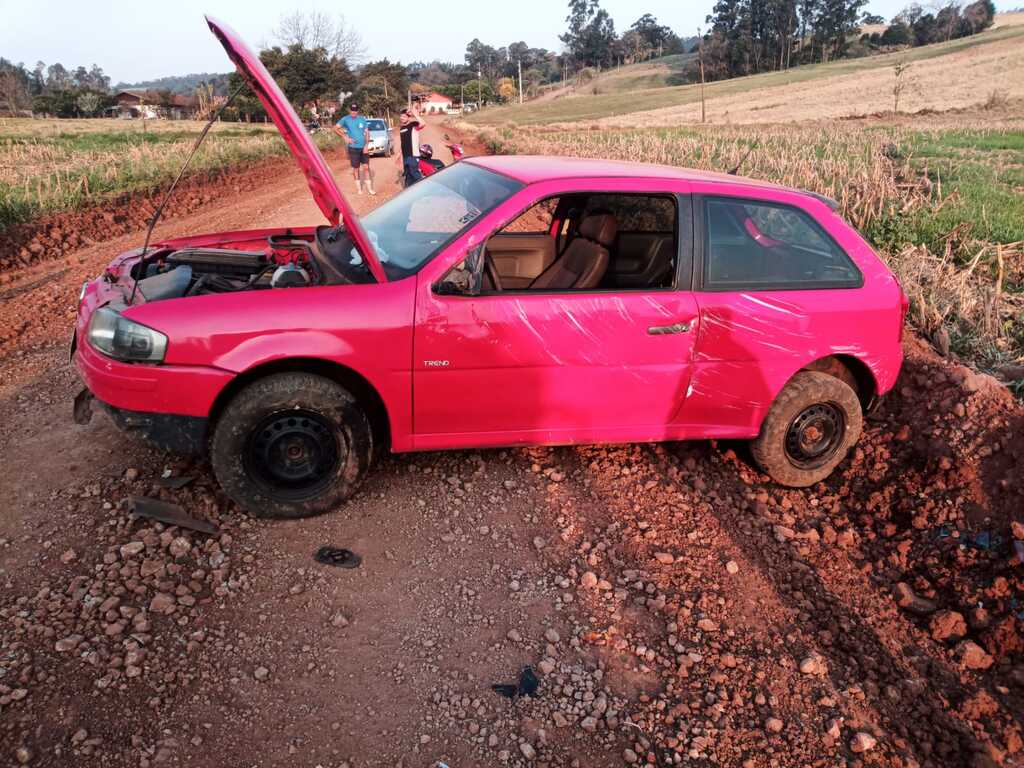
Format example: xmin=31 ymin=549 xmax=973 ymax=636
xmin=354 ymin=59 xmax=409 ymax=116
xmin=273 ymin=11 xmax=365 ymax=64
xmin=497 ymin=77 xmax=517 ymax=101
xmin=880 ymin=21 xmax=913 ymax=43
xmin=560 ymin=0 xmax=618 ymax=68
xmin=76 ymin=91 xmax=101 ymax=116
xmin=860 ymin=12 xmax=885 ymax=23
xmin=962 ymin=0 xmax=995 ymax=33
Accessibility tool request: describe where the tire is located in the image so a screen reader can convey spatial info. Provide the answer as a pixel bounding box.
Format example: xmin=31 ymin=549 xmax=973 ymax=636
xmin=750 ymin=371 xmax=862 ymax=488
xmin=211 ymin=373 xmax=373 ymax=518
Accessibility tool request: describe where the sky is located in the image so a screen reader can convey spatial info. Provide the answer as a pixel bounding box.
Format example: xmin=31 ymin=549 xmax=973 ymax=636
xmin=0 ymin=0 xmax=1012 ymax=84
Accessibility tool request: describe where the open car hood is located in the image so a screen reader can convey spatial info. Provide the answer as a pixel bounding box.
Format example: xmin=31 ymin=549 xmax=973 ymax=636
xmin=206 ymin=16 xmax=386 ymax=282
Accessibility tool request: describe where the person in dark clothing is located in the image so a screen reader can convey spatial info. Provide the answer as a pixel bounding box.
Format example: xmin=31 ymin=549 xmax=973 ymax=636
xmin=395 ymin=106 xmax=425 ymax=186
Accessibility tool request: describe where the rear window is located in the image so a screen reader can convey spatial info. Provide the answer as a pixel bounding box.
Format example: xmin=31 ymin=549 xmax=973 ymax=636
xmin=703 ymin=197 xmax=861 ymax=290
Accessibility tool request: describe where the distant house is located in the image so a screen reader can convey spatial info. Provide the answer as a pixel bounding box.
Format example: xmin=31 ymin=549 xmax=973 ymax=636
xmin=418 ymin=92 xmax=453 ymax=113
xmin=107 ymin=90 xmax=196 ymax=119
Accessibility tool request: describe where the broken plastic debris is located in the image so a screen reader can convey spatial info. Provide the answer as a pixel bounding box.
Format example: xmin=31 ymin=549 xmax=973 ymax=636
xmin=491 ymin=666 xmax=539 ymax=699
xmin=129 ymin=496 xmax=218 ymax=535
xmin=313 ymin=546 xmax=362 ymax=569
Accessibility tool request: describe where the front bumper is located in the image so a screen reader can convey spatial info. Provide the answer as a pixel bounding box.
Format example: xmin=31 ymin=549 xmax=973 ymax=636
xmin=76 ymin=388 xmax=207 ymax=455
xmin=72 ymin=332 xmax=230 ymax=455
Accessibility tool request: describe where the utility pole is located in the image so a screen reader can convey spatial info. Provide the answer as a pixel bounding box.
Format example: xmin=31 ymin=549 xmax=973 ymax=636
xmin=518 ymin=59 xmax=523 ymax=104
xmin=477 ymin=67 xmax=482 ymax=108
xmin=460 ymin=82 xmax=465 ymax=111
xmin=697 ymin=28 xmax=706 ymax=124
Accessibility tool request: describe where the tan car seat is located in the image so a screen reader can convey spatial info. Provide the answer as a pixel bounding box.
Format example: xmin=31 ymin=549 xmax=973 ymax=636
xmin=529 ymin=213 xmax=617 ymax=290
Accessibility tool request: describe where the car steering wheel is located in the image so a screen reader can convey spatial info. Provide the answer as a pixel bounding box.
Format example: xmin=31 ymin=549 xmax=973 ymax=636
xmin=484 ymin=251 xmax=503 ymax=292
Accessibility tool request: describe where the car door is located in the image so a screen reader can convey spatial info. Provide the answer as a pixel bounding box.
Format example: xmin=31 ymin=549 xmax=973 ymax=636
xmin=683 ymin=187 xmax=870 ymax=436
xmin=411 ymin=180 xmax=699 ymax=450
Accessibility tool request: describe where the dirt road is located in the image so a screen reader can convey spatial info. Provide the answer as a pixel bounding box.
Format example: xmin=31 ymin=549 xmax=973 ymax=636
xmin=1 ymin=119 xmax=1022 ymax=768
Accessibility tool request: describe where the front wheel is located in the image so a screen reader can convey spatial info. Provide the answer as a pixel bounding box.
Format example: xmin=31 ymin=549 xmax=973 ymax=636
xmin=750 ymin=371 xmax=862 ymax=488
xmin=211 ymin=373 xmax=373 ymax=518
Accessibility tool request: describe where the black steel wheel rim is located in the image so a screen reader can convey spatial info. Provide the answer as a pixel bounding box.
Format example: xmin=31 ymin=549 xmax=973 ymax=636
xmin=244 ymin=409 xmax=342 ymax=500
xmin=784 ymin=402 xmax=845 ymax=469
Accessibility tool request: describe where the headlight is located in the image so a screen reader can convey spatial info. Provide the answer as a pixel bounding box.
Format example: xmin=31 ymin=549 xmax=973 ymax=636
xmin=87 ymin=307 xmax=167 ymax=363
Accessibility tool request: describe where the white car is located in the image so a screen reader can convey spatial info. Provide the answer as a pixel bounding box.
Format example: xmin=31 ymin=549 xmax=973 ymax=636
xmin=366 ymin=118 xmax=393 ymax=156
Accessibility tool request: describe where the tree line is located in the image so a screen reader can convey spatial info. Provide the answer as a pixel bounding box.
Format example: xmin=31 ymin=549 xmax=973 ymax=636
xmin=695 ymin=0 xmax=996 ymax=81
xmin=0 ymin=60 xmax=112 ymax=117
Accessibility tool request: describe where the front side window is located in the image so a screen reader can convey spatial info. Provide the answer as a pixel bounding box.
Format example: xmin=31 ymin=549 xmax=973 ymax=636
xmin=703 ymin=197 xmax=861 ymax=290
xmin=442 ymin=192 xmax=679 ymax=295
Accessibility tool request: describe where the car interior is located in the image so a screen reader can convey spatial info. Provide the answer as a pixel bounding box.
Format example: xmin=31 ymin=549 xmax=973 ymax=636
xmin=480 ymin=194 xmax=678 ymax=292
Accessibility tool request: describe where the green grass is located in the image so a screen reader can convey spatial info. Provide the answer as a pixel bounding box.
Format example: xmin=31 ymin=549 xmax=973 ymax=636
xmin=468 ymin=24 xmax=1024 ymax=125
xmin=868 ymin=128 xmax=1024 ymax=257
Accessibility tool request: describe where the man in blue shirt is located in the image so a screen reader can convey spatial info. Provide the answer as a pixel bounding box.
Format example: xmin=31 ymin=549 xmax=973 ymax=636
xmin=332 ymin=102 xmax=375 ymax=196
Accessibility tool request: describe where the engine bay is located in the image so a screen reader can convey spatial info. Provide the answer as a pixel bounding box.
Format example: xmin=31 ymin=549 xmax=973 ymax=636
xmin=129 ymin=228 xmax=371 ymax=303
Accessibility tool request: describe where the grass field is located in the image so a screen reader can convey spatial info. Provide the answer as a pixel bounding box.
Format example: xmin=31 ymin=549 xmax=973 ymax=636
xmin=469 ymin=22 xmax=1024 ymax=126
xmin=0 ymin=118 xmax=309 ymax=231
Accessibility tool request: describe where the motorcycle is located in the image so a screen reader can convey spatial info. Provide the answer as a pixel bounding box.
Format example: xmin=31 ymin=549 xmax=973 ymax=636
xmin=443 ymin=133 xmax=465 ymax=162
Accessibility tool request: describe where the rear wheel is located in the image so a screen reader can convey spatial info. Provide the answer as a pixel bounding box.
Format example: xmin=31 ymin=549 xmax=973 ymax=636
xmin=750 ymin=371 xmax=862 ymax=488
xmin=211 ymin=373 xmax=373 ymax=518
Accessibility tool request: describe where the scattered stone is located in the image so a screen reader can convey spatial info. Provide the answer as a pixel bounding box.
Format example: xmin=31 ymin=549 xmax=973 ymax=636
xmin=653 ymin=552 xmax=675 ymax=565
xmin=1011 ymin=521 xmax=1024 ymax=541
xmin=697 ymin=618 xmax=719 ymax=632
xmin=929 ymin=610 xmax=967 ymax=642
xmin=850 ymin=732 xmax=877 ymax=753
xmin=623 ymin=748 xmax=639 ymax=764
xmin=254 ymin=666 xmax=270 ymax=681
xmin=519 ymin=742 xmax=536 ymax=760
xmin=149 ymin=593 xmax=176 ymax=614
xmin=580 ymin=571 xmax=598 ymax=589
xmin=120 ymin=541 xmax=145 ymax=558
xmin=55 ymin=634 xmax=84 ymax=652
xmin=532 ymin=536 xmax=546 ymax=550
xmin=507 ymin=629 xmax=522 ymax=642
xmin=60 ymin=548 xmax=77 ymax=564
xmin=168 ymin=537 xmax=191 ymax=559
xmin=956 ymin=641 xmax=994 ymax=670
xmin=799 ymin=654 xmax=827 ymax=676
xmin=765 ymin=717 xmax=784 ymax=733
xmin=15 ymin=747 xmax=31 ymax=765
xmin=544 ymin=628 xmax=560 ymax=643
xmin=725 ymin=560 xmax=739 ymax=574
xmin=124 ymin=467 xmax=140 ymax=481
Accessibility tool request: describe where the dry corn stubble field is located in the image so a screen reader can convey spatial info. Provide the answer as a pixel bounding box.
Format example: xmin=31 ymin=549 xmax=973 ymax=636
xmin=0 ymin=119 xmax=288 ymax=230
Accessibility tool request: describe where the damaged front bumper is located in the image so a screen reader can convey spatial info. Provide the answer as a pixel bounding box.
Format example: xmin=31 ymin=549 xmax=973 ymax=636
xmin=72 ymin=331 xmax=226 ymax=456
xmin=73 ymin=388 xmax=208 ymax=455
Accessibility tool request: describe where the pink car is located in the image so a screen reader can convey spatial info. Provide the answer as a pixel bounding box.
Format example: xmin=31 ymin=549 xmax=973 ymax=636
xmin=73 ymin=19 xmax=907 ymax=518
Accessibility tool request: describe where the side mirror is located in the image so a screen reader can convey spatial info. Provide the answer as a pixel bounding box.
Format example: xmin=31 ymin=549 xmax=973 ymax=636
xmin=433 ymin=244 xmax=485 ymax=297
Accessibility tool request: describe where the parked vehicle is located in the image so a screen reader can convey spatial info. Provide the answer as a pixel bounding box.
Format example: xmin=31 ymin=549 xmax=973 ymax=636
xmin=365 ymin=118 xmax=393 ymax=156
xmin=72 ymin=17 xmax=907 ymax=518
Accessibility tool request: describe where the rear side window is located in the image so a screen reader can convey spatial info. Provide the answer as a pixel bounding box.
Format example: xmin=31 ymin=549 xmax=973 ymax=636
xmin=702 ymin=197 xmax=861 ymax=290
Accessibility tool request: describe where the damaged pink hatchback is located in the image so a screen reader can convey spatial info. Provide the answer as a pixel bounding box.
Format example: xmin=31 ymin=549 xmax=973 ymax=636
xmin=73 ymin=18 xmax=907 ymax=518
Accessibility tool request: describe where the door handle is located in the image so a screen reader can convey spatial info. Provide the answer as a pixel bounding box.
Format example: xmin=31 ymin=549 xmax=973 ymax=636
xmin=647 ymin=321 xmax=691 ymax=335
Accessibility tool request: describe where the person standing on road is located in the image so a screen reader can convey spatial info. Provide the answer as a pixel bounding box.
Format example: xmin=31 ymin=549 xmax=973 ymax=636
xmin=333 ymin=102 xmax=376 ymax=196
xmin=395 ymin=106 xmax=425 ymax=186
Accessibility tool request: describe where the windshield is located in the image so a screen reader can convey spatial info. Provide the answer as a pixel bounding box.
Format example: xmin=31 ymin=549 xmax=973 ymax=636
xmin=366 ymin=119 xmax=387 ymax=131
xmin=356 ymin=162 xmax=523 ymax=280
